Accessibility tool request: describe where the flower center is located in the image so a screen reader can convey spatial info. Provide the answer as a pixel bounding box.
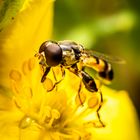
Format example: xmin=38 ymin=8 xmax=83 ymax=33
xmin=9 ymin=57 xmax=104 ymax=140
xmin=19 ymin=106 xmax=61 ymax=130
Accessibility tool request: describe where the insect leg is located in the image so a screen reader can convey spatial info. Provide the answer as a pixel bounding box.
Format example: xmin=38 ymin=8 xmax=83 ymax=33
xmin=80 ymin=70 xmax=105 ymax=127
xmin=96 ymin=90 xmax=105 ymax=127
xmin=68 ymin=64 xmax=85 ymax=105
xmin=77 ymin=81 xmax=84 ymax=106
xmin=48 ymin=66 xmax=65 ymax=92
xmin=41 ymin=67 xmax=51 ymax=82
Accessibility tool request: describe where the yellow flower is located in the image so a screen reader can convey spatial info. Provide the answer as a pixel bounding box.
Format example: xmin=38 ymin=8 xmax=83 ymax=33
xmin=6 ymin=57 xmax=103 ymax=140
xmin=0 ymin=57 xmax=139 ymax=140
xmin=0 ymin=0 xmax=139 ymax=140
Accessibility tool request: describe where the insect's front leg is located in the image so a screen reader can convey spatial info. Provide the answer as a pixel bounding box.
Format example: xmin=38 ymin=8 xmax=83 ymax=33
xmin=41 ymin=67 xmax=51 ymax=82
xmin=49 ymin=66 xmax=65 ymax=91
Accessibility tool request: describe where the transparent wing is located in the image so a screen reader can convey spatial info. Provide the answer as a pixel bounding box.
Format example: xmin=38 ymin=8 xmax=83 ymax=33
xmin=84 ymin=50 xmax=126 ymax=64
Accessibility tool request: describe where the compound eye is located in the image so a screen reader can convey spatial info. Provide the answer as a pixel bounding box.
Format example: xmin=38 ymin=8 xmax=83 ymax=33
xmin=44 ymin=42 xmax=62 ymax=66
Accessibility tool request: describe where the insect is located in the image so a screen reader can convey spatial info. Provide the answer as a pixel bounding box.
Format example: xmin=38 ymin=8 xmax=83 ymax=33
xmin=36 ymin=40 xmax=124 ymax=127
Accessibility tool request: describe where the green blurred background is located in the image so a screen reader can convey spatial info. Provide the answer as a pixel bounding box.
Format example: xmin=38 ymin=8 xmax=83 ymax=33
xmin=53 ymin=0 xmax=140 ymax=118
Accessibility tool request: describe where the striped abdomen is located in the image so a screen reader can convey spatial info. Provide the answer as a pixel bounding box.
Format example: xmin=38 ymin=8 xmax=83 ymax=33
xmin=82 ymin=56 xmax=114 ymax=83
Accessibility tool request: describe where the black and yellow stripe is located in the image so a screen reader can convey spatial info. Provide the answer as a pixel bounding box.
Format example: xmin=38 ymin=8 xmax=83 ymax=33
xmin=82 ymin=55 xmax=114 ymax=83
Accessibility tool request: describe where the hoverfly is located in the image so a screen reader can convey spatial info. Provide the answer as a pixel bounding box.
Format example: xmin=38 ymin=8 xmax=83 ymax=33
xmin=35 ymin=40 xmax=125 ymax=127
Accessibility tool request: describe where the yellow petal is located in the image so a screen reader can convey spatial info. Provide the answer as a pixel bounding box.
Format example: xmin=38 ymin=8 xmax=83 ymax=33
xmin=0 ymin=0 xmax=53 ymax=89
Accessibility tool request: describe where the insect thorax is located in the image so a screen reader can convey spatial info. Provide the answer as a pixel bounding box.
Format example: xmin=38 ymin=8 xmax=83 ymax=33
xmin=60 ymin=45 xmax=79 ymax=66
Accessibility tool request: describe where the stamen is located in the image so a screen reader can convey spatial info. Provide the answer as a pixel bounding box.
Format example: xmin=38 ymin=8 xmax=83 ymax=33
xmin=11 ymin=80 xmax=20 ymax=94
xmin=21 ymin=58 xmax=35 ymax=75
xmin=42 ymin=78 xmax=54 ymax=91
xmin=39 ymin=106 xmax=51 ymax=123
xmin=9 ymin=70 xmax=22 ymax=81
xmin=48 ymin=109 xmax=60 ymax=127
xmin=13 ymin=96 xmax=21 ymax=109
xmin=9 ymin=70 xmax=22 ymax=94
xmin=88 ymin=96 xmax=99 ymax=108
xmin=22 ymin=60 xmax=30 ymax=75
xmin=28 ymin=58 xmax=35 ymax=71
xmin=51 ymin=109 xmax=60 ymax=119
